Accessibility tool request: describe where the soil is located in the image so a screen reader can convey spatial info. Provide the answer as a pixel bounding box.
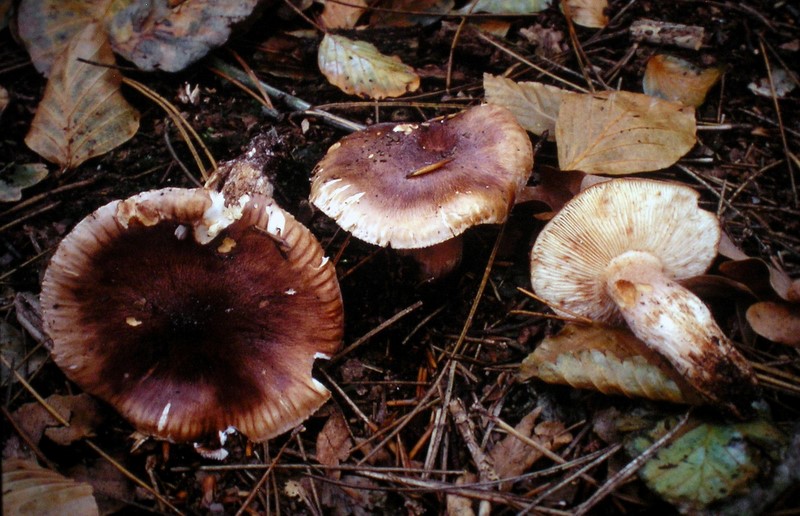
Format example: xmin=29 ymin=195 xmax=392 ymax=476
xmin=1 ymin=1 xmax=799 ymax=514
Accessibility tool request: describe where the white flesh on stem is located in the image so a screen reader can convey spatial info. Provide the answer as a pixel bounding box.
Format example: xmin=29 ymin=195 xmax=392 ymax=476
xmin=604 ymin=250 xmax=757 ymax=410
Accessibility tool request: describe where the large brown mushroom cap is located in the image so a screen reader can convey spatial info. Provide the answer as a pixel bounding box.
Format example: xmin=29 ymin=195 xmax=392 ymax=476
xmin=310 ymin=104 xmax=533 ymax=249
xmin=41 ymin=188 xmax=343 ymax=443
xmin=530 ymin=178 xmax=720 ymax=324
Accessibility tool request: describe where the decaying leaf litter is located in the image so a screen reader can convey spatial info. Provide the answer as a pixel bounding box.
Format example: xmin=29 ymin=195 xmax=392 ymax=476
xmin=1 ymin=0 xmax=799 ymax=514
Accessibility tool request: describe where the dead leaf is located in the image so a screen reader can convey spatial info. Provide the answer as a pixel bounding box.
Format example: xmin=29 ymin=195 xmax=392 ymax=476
xmin=319 ymin=0 xmax=367 ymax=29
xmin=3 ymin=459 xmax=100 ymax=515
xmin=556 ymin=90 xmax=696 ymax=174
xmin=17 ymin=0 xmax=109 ymax=76
xmin=25 ymin=23 xmax=140 ymax=170
xmin=318 ymin=33 xmax=420 ymax=99
xmin=644 ymin=55 xmax=724 ymax=108
xmin=489 ymin=408 xmax=571 ymax=487
xmin=369 ymin=0 xmax=454 ymax=28
xmin=69 ymin=458 xmax=135 ymax=515
xmin=457 ymin=0 xmax=551 ymax=14
xmin=748 ymin=66 xmax=797 ymax=98
xmin=483 ymin=74 xmax=564 ymax=139
xmin=13 ymin=393 xmax=104 ymax=446
xmin=0 ymin=85 xmax=8 ymax=116
xmin=719 ymin=257 xmax=795 ymax=301
xmin=0 ymin=164 xmax=49 ymax=202
xmin=562 ymin=0 xmax=608 ymax=29
xmin=18 ymin=0 xmax=260 ymax=74
xmin=520 ymin=323 xmax=702 ymax=404
xmin=746 ymin=301 xmax=800 ymax=347
xmin=516 ymin=167 xmax=585 ymax=216
xmin=316 ymin=409 xmax=352 ymax=480
xmin=446 ymin=472 xmax=477 ymax=515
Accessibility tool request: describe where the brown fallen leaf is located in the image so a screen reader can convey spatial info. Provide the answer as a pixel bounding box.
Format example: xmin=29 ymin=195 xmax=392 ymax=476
xmin=746 ymin=301 xmax=800 ymax=347
xmin=719 ymin=257 xmax=795 ymax=301
xmin=369 ymin=0 xmax=453 ymax=28
xmin=489 ymin=407 xmax=571 ymax=489
xmin=319 ymin=0 xmax=367 ymax=30
xmin=24 ymin=23 xmax=140 ymax=170
xmin=556 ymin=90 xmax=696 ymax=174
xmin=2 ymin=458 xmax=99 ymax=516
xmin=643 ymin=55 xmax=724 ymax=108
xmin=483 ymin=74 xmax=565 ymax=140
xmin=562 ymin=0 xmax=609 ymax=29
xmin=13 ymin=393 xmax=104 ymax=446
xmin=318 ymin=33 xmax=420 ymax=99
xmin=520 ymin=323 xmax=702 ymax=404
xmin=516 ymin=167 xmax=585 ymax=217
xmin=316 ymin=409 xmax=352 ymax=480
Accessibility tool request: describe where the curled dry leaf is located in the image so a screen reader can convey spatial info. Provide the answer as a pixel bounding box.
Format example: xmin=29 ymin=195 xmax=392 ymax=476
xmin=318 ymin=33 xmax=420 ymax=99
xmin=0 ymin=85 xmax=8 ymax=116
xmin=0 ymin=164 xmax=49 ymax=203
xmin=516 ymin=167 xmax=585 ymax=217
xmin=13 ymin=393 xmax=104 ymax=446
xmin=520 ymin=323 xmax=702 ymax=404
xmin=746 ymin=301 xmax=800 ymax=347
xmin=24 ymin=23 xmax=140 ymax=170
xmin=2 ymin=458 xmax=99 ymax=516
xmin=562 ymin=0 xmax=608 ymax=29
xmin=556 ymin=90 xmax=696 ymax=174
xmin=719 ymin=257 xmax=795 ymax=301
xmin=319 ymin=0 xmax=367 ymax=30
xmin=644 ymin=55 xmax=724 ymax=108
xmin=483 ymin=74 xmax=564 ymax=140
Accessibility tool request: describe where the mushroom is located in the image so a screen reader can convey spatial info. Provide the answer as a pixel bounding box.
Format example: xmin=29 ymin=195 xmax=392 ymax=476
xmin=310 ymin=104 xmax=533 ymax=279
xmin=41 ymin=188 xmax=343 ymax=444
xmin=529 ymin=178 xmax=757 ymax=411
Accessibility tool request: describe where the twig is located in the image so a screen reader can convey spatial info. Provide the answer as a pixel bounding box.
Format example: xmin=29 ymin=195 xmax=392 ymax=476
xmin=235 ymin=427 xmax=301 ymax=516
xmin=449 ymin=398 xmax=498 ymax=515
xmin=331 ymin=301 xmax=424 ymax=363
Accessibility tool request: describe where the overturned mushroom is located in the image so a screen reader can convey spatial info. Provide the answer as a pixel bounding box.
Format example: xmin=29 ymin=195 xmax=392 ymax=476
xmin=310 ymin=104 xmax=533 ymax=279
xmin=530 ymin=178 xmax=757 ymax=411
xmin=41 ymin=188 xmax=343 ymax=443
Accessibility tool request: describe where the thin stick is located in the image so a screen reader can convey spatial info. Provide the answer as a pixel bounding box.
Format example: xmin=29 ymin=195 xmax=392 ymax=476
xmin=235 ymin=427 xmax=300 ymax=516
xmin=331 ymin=301 xmax=424 ymax=362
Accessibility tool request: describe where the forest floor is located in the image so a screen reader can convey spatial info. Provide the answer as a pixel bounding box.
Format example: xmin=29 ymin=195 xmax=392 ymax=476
xmin=1 ymin=1 xmax=799 ymax=514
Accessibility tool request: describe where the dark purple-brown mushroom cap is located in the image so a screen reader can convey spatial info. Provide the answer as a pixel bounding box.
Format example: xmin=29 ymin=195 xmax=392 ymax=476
xmin=309 ymin=104 xmax=533 ymax=250
xmin=41 ymin=188 xmax=343 ymax=443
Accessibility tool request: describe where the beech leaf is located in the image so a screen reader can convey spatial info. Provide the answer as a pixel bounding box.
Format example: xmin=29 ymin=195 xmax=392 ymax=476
xmin=520 ymin=323 xmax=700 ymax=404
xmin=107 ymin=0 xmax=260 ymax=72
xmin=562 ymin=0 xmax=608 ymax=28
xmin=483 ymin=74 xmax=564 ymax=139
xmin=644 ymin=55 xmax=723 ymax=107
xmin=626 ymin=419 xmax=786 ymax=512
xmin=457 ymin=0 xmax=551 ymax=14
xmin=3 ymin=459 xmax=99 ymax=516
xmin=556 ymin=90 xmax=696 ymax=174
xmin=746 ymin=301 xmax=800 ymax=346
xmin=24 ymin=23 xmax=140 ymax=170
xmin=318 ymin=33 xmax=420 ymax=99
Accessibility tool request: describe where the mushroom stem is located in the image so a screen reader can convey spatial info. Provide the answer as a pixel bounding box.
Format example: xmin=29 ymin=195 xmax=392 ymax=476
xmin=604 ymin=251 xmax=758 ymax=409
xmin=402 ymin=236 xmax=464 ymax=280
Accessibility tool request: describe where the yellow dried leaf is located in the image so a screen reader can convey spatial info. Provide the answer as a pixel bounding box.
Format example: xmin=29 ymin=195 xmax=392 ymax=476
xmin=319 ymin=0 xmax=367 ymax=29
xmin=520 ymin=323 xmax=700 ymax=403
xmin=2 ymin=459 xmax=99 ymax=516
xmin=483 ymin=74 xmax=565 ymax=139
xmin=746 ymin=301 xmax=800 ymax=347
xmin=644 ymin=55 xmax=724 ymax=107
xmin=562 ymin=0 xmax=608 ymax=29
xmin=318 ymin=33 xmax=420 ymax=99
xmin=556 ymin=90 xmax=696 ymax=174
xmin=24 ymin=23 xmax=140 ymax=170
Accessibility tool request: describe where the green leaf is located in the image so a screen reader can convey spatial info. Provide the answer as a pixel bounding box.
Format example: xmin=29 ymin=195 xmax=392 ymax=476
xmin=457 ymin=0 xmax=551 ymax=15
xmin=626 ymin=418 xmax=786 ymax=512
xmin=0 ymin=164 xmax=49 ymax=202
